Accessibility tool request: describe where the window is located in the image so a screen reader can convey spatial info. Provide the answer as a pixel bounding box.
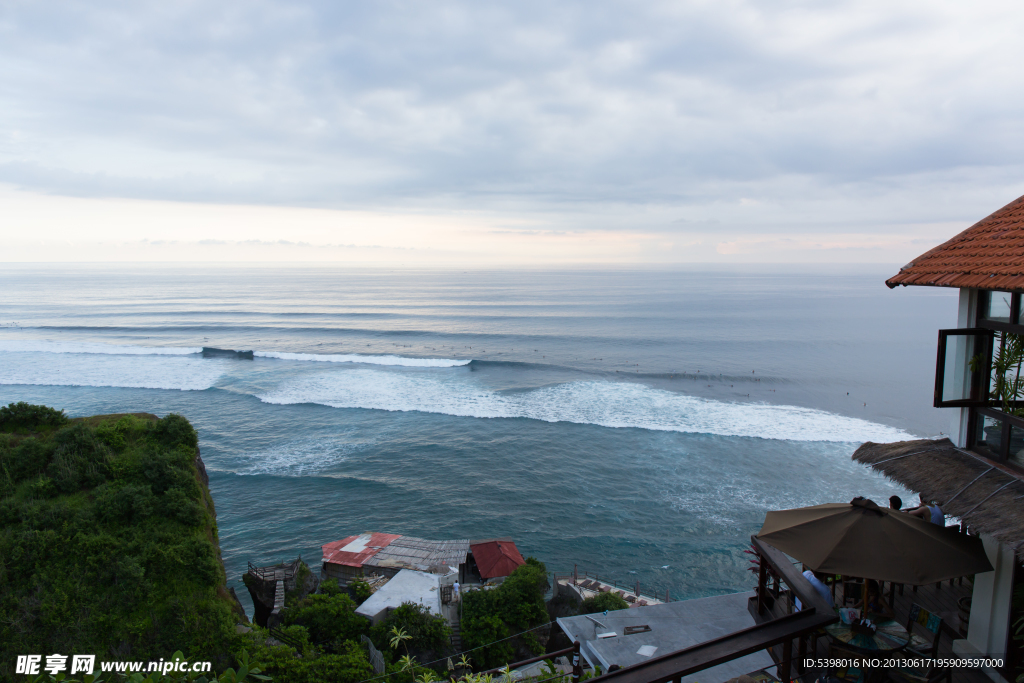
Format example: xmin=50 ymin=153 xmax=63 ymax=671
xmin=952 ymin=289 xmax=1024 ymax=466
xmin=933 ymin=329 xmax=993 ymax=407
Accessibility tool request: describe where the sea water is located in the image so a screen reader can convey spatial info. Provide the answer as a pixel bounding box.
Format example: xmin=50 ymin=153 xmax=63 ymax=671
xmin=0 ymin=264 xmax=958 ymax=614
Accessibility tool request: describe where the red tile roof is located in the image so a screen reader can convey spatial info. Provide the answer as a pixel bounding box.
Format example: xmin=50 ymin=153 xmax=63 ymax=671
xmin=322 ymin=532 xmax=401 ymax=568
xmin=470 ymin=539 xmax=525 ymax=579
xmin=887 ymin=193 xmax=1024 ymax=291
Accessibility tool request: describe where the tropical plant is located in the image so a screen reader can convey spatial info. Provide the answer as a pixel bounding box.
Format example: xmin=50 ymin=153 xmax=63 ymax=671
xmin=390 ymin=625 xmax=413 ymax=654
xmin=972 ymin=331 xmax=1024 ymax=415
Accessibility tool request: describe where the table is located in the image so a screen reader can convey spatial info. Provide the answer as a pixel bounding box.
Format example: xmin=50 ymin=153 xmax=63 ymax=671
xmin=825 ymin=618 xmax=910 ymax=652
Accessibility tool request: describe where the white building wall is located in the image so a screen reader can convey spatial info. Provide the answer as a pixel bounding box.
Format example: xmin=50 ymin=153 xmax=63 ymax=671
xmin=951 ymin=287 xmax=1013 ymax=681
xmin=956 ymin=287 xmax=979 ymax=448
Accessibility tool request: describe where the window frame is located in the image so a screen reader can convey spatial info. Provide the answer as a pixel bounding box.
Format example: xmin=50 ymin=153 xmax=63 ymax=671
xmin=965 ymin=289 xmax=1024 ymax=468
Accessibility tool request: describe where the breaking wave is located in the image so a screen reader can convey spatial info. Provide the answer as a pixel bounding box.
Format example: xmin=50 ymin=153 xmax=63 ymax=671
xmin=254 ymin=351 xmax=469 ymax=367
xmin=256 ymin=369 xmax=913 ymax=443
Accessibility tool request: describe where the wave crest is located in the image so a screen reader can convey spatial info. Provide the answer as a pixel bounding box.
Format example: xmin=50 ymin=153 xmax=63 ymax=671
xmin=257 ymin=371 xmax=912 ymax=443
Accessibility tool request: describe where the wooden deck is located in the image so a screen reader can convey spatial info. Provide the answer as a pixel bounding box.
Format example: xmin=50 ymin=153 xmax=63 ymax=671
xmin=789 ymin=579 xmax=993 ymax=683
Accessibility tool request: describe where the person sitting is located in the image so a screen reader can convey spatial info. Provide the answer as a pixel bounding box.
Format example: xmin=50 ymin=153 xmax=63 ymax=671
xmin=889 ymin=495 xmax=903 ymax=510
xmin=907 ymin=499 xmax=944 ymax=525
xmin=855 ymin=579 xmax=894 ymax=619
xmin=794 ymin=569 xmax=835 ymax=611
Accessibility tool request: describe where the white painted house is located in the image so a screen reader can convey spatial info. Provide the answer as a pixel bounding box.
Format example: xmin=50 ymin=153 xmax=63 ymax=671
xmin=865 ymin=192 xmax=1024 ymax=682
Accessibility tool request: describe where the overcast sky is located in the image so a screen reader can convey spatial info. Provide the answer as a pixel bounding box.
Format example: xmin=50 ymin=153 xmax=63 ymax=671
xmin=2 ymin=0 xmax=1023 ymax=264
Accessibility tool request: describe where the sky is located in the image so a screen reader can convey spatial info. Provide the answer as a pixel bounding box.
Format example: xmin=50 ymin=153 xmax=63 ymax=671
xmin=2 ymin=0 xmax=1024 ymax=265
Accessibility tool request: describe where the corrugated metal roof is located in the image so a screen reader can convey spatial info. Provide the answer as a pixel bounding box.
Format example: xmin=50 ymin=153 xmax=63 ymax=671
xmin=470 ymin=539 xmax=525 ymax=579
xmin=322 ymin=532 xmax=401 ymax=568
xmin=364 ymin=535 xmax=470 ymax=572
xmin=887 ymin=193 xmax=1024 ymax=291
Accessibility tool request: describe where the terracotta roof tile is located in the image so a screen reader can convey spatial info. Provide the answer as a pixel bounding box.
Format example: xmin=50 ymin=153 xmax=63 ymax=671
xmin=887 ymin=193 xmax=1024 ymax=291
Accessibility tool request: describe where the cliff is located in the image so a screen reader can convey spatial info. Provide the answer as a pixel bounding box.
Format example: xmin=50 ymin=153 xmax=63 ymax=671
xmin=0 ymin=404 xmax=244 ymax=678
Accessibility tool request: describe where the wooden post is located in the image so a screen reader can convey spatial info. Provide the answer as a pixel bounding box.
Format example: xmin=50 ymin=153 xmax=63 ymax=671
xmin=572 ymin=641 xmax=582 ymax=683
xmin=666 ymin=589 xmax=670 ymax=602
xmin=574 ymin=564 xmax=577 ymax=584
xmin=636 ymin=579 xmax=640 ymax=598
xmin=780 ymin=637 xmax=792 ymax=682
xmin=757 ymin=557 xmax=767 ymax=615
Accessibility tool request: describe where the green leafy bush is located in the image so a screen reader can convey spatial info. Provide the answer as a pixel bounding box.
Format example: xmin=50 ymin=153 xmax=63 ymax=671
xmin=283 ymin=592 xmax=369 ymax=645
xmin=0 ymin=401 xmax=69 ymax=432
xmin=461 ymin=558 xmax=549 ymax=669
xmin=580 ymin=591 xmax=630 ymax=614
xmin=368 ymin=602 xmax=451 ymax=662
xmin=348 ymin=579 xmax=372 ymax=605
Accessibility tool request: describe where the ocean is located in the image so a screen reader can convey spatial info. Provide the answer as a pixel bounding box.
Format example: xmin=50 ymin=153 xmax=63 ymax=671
xmin=0 ymin=263 xmax=957 ymax=614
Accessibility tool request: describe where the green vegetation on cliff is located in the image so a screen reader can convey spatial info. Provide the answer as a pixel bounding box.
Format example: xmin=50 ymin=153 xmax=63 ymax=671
xmin=461 ymin=558 xmax=549 ymax=670
xmin=0 ymin=404 xmax=242 ymax=678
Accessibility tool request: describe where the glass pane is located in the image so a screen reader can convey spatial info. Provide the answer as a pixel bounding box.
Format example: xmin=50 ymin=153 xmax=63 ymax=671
xmin=1010 ymin=424 xmax=1024 ymax=468
xmin=981 ymin=290 xmax=1013 ymax=323
xmin=975 ymin=412 xmax=1004 ymax=456
xmin=942 ymin=333 xmax=979 ymax=402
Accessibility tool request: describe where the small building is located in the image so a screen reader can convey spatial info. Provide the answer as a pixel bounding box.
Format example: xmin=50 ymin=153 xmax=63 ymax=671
xmin=858 ymin=191 xmax=1024 ymax=682
xmin=556 ymin=592 xmax=773 ymax=682
xmin=355 ymin=569 xmax=442 ymax=625
xmin=469 ymin=538 xmax=525 ymax=580
xmin=322 ymin=532 xmax=470 ymax=584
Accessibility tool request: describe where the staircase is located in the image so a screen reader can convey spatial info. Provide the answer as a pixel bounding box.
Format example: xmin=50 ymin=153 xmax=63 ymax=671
xmin=450 ymin=622 xmax=462 ymax=651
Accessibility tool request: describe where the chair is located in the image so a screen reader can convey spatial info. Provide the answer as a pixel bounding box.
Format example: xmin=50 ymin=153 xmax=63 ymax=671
xmin=904 ymin=604 xmax=943 ymax=658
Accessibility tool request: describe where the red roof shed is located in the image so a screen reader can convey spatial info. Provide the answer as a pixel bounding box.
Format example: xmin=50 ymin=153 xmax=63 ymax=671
xmin=322 ymin=532 xmax=401 ymax=568
xmin=470 ymin=539 xmax=525 ymax=579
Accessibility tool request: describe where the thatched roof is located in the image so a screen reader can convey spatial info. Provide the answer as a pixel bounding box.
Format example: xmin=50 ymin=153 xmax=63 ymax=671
xmin=853 ymin=438 xmax=1024 ymax=555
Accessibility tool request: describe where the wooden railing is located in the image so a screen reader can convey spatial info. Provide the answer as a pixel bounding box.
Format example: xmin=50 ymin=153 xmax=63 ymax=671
xmin=582 ymin=537 xmax=838 ymax=683
xmin=247 ymin=560 xmax=296 ymax=583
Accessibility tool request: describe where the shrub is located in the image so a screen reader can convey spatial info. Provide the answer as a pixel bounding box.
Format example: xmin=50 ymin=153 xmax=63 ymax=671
xmin=283 ymin=592 xmax=369 ymax=646
xmin=461 ymin=558 xmax=549 ymax=669
xmin=580 ymin=591 xmax=630 ymax=614
xmin=349 ymin=578 xmax=372 ymax=605
xmin=368 ymin=602 xmax=451 ymax=661
xmin=0 ymin=401 xmax=69 ymax=432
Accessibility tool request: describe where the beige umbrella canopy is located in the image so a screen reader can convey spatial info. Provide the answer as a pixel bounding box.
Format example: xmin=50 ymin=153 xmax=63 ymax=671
xmin=757 ymin=497 xmax=993 ymax=585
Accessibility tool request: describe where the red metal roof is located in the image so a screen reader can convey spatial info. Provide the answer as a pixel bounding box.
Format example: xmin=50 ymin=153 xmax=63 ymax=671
xmin=470 ymin=539 xmax=525 ymax=579
xmin=888 ymin=193 xmax=1024 ymax=291
xmin=322 ymin=532 xmax=401 ymax=568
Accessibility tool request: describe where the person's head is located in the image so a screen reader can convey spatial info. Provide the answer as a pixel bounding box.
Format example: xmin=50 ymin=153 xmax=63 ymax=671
xmin=866 ymin=579 xmax=881 ymax=598
xmin=889 ymin=495 xmax=902 ymax=510
xmin=811 ymin=570 xmax=828 ymax=582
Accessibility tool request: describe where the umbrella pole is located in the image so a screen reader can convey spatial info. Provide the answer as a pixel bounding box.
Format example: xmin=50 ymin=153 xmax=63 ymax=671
xmin=862 ymin=580 xmax=868 ymax=616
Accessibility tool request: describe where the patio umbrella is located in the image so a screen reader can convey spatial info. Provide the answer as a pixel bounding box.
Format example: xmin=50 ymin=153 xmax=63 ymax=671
xmin=756 ymin=497 xmax=992 ymax=585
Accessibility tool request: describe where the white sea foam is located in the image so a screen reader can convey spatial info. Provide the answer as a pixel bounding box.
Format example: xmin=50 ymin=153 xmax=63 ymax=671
xmin=257 ymin=370 xmax=914 ymax=443
xmin=233 ymin=437 xmax=370 ymax=476
xmin=0 ymin=352 xmax=224 ymax=391
xmin=0 ymin=340 xmax=202 ymax=355
xmin=255 ymin=350 xmax=469 ymax=367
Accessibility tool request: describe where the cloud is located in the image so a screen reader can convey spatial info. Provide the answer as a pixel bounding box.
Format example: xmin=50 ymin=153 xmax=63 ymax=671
xmin=1 ymin=0 xmax=1023 ymax=262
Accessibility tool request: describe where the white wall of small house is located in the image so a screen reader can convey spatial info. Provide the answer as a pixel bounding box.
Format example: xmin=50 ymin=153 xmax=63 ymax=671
xmin=956 ymin=287 xmax=978 ymax=449
xmin=951 ymin=287 xmax=1013 ymax=680
xmin=954 ymin=536 xmax=1014 ymax=681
